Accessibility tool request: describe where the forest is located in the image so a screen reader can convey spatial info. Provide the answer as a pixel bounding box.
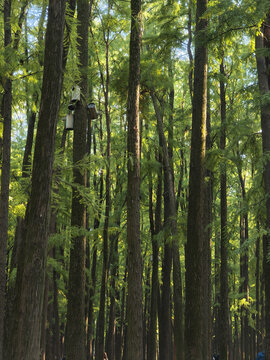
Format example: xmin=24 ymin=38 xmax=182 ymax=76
xmin=1 ymin=0 xmax=270 ymax=359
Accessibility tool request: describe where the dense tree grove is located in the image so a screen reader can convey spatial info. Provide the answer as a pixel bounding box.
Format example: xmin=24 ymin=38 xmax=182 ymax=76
xmin=1 ymin=0 xmax=270 ymax=360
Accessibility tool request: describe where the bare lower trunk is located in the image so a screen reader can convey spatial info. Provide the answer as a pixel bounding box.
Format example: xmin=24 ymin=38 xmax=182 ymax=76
xmin=126 ymin=1 xmax=143 ymax=358
xmin=185 ymin=0 xmax=208 ymax=358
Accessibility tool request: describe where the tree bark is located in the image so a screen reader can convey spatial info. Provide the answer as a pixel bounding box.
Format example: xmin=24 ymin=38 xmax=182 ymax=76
xmin=256 ymin=17 xmax=270 ymax=360
xmin=147 ymin=150 xmax=162 ymax=360
xmin=66 ymin=1 xmax=89 ymax=360
xmin=151 ymin=91 xmax=184 ymax=360
xmin=6 ymin=1 xmax=66 ymax=359
xmin=96 ymin=6 xmax=111 ymax=357
xmin=0 ymin=2 xmax=12 ymax=358
xmin=202 ymin=90 xmax=213 ymax=360
xmin=219 ymin=54 xmax=229 ymax=360
xmin=185 ymin=0 xmax=208 ymax=358
xmin=126 ymin=0 xmax=143 ymax=358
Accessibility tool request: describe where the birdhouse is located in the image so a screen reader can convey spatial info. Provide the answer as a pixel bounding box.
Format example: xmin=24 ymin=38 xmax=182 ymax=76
xmin=66 ymin=113 xmax=74 ymax=130
xmin=68 ymin=85 xmax=80 ymax=111
xmin=71 ymin=85 xmax=80 ymax=102
xmin=88 ymin=102 xmax=98 ymax=119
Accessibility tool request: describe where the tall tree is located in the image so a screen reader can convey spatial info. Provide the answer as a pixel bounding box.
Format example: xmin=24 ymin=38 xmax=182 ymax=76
xmin=66 ymin=1 xmax=89 ymax=359
xmin=5 ymin=1 xmax=66 ymax=359
xmin=0 ymin=2 xmax=12 ymax=358
xmin=95 ymin=3 xmax=112 ymax=357
xmin=0 ymin=2 xmax=29 ymax=358
xmin=219 ymin=53 xmax=229 ymax=360
xmin=256 ymin=13 xmax=270 ymax=359
xmin=151 ymin=90 xmax=184 ymax=360
xmin=126 ymin=0 xmax=143 ymax=358
xmin=185 ymin=0 xmax=208 ymax=358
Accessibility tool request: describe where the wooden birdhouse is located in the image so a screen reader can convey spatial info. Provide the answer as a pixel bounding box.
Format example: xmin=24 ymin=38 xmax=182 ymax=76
xmin=88 ymin=102 xmax=98 ymax=119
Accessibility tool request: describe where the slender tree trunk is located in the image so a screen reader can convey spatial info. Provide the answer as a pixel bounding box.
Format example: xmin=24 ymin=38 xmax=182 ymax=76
xmin=237 ymin=153 xmax=249 ymax=360
xmin=256 ymin=223 xmax=262 ymax=351
xmin=147 ymin=150 xmax=162 ymax=360
xmin=185 ymin=0 xmax=208 ymax=358
xmin=6 ymin=1 xmax=66 ymax=359
xmin=87 ymin=123 xmax=104 ymax=360
xmin=106 ymin=169 xmax=123 ymax=360
xmin=66 ymin=1 xmax=89 ymax=360
xmin=219 ymin=54 xmax=229 ymax=360
xmin=126 ymin=0 xmax=143 ymax=358
xmin=256 ymin=17 xmax=270 ymax=360
xmin=202 ymin=91 xmax=213 ymax=360
xmin=151 ymin=91 xmax=184 ymax=360
xmin=96 ymin=7 xmax=111 ymax=357
xmin=0 ymin=2 xmax=12 ymax=358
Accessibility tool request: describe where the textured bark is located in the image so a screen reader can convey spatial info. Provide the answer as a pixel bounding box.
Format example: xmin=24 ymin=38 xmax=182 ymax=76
xmin=106 ymin=174 xmax=122 ymax=360
xmin=6 ymin=1 xmax=66 ymax=359
xmin=256 ymin=19 xmax=270 ymax=360
xmin=237 ymin=155 xmax=249 ymax=360
xmin=151 ymin=92 xmax=184 ymax=360
xmin=96 ymin=6 xmax=111 ymax=357
xmin=0 ymin=2 xmax=12 ymax=359
xmin=256 ymin=224 xmax=262 ymax=350
xmin=185 ymin=0 xmax=208 ymax=358
xmin=126 ymin=0 xmax=143 ymax=358
xmin=202 ymin=92 xmax=213 ymax=360
xmin=66 ymin=1 xmax=89 ymax=360
xmin=147 ymin=154 xmax=161 ymax=360
xmin=219 ymin=55 xmax=229 ymax=360
xmin=86 ymin=124 xmax=104 ymax=360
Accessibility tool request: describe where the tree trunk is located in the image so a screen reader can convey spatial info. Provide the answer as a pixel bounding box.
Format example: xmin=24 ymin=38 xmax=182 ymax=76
xmin=237 ymin=151 xmax=249 ymax=360
xmin=66 ymin=1 xmax=89 ymax=360
xmin=151 ymin=91 xmax=184 ymax=360
xmin=219 ymin=54 xmax=229 ymax=360
xmin=147 ymin=150 xmax=162 ymax=360
xmin=86 ymin=123 xmax=104 ymax=360
xmin=256 ymin=17 xmax=270 ymax=360
xmin=126 ymin=0 xmax=143 ymax=358
xmin=185 ymin=0 xmax=208 ymax=358
xmin=0 ymin=2 xmax=12 ymax=358
xmin=6 ymin=1 xmax=66 ymax=359
xmin=202 ymin=91 xmax=213 ymax=360
xmin=96 ymin=6 xmax=111 ymax=357
xmin=256 ymin=223 xmax=262 ymax=351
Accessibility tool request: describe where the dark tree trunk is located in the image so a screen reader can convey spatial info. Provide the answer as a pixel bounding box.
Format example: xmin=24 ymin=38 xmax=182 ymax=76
xmin=126 ymin=0 xmax=143 ymax=358
xmin=147 ymin=151 xmax=162 ymax=360
xmin=256 ymin=223 xmax=262 ymax=351
xmin=6 ymin=1 xmax=66 ymax=359
xmin=256 ymin=17 xmax=270 ymax=360
xmin=202 ymin=90 xmax=213 ymax=360
xmin=106 ymin=172 xmax=123 ymax=360
xmin=42 ymin=128 xmax=67 ymax=360
xmin=213 ymin=216 xmax=220 ymax=355
xmin=219 ymin=55 xmax=229 ymax=360
xmin=66 ymin=1 xmax=89 ymax=360
xmin=237 ymin=150 xmax=249 ymax=360
xmin=151 ymin=91 xmax=184 ymax=360
xmin=22 ymin=112 xmax=36 ymax=178
xmin=185 ymin=0 xmax=208 ymax=358
xmin=96 ymin=6 xmax=111 ymax=357
xmin=0 ymin=2 xmax=12 ymax=358
xmin=87 ymin=124 xmax=104 ymax=360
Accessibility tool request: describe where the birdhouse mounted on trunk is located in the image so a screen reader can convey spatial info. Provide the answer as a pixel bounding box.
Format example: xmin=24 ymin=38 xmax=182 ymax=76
xmin=68 ymin=85 xmax=80 ymax=111
xmin=71 ymin=85 xmax=80 ymax=102
xmin=88 ymin=103 xmax=98 ymax=119
xmin=66 ymin=113 xmax=74 ymax=130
